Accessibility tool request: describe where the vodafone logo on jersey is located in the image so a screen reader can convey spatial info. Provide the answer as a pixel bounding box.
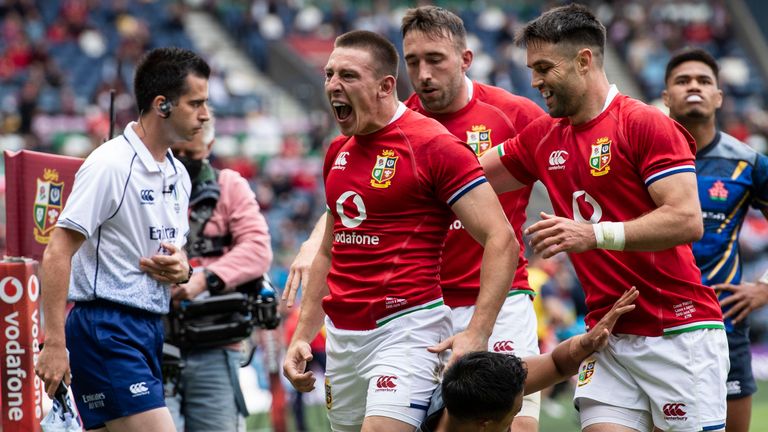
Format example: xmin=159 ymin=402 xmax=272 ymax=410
xmin=548 ymin=150 xmax=569 ymax=171
xmin=336 ymin=191 xmax=366 ymax=228
xmin=572 ymin=190 xmax=603 ymax=224
xmin=334 ymin=191 xmax=380 ymax=245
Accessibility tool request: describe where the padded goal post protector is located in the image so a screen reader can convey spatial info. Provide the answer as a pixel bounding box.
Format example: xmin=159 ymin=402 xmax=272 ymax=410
xmin=4 ymin=149 xmax=84 ymax=261
xmin=1 ymin=258 xmax=44 ymax=432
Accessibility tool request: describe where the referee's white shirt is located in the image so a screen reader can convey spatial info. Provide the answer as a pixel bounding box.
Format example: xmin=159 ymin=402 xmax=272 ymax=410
xmin=57 ymin=122 xmax=191 ymax=314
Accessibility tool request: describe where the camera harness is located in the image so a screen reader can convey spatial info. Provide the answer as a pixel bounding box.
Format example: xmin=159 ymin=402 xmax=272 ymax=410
xmin=163 ymin=164 xmax=279 ymax=394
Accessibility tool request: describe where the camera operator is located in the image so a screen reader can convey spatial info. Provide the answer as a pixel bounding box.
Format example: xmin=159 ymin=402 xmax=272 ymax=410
xmin=166 ymin=113 xmax=273 ymax=432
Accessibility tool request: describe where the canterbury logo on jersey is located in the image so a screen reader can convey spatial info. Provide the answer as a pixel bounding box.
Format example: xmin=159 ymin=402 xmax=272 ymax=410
xmin=332 ymin=151 xmax=349 ymax=170
xmin=140 ymin=189 xmax=155 ymax=203
xmin=375 ymin=376 xmax=397 ymax=391
xmin=548 ymin=150 xmax=568 ymax=170
xmin=662 ymin=403 xmax=687 ymax=419
xmin=492 ymin=340 xmax=514 ymax=352
xmin=129 ymin=382 xmax=149 ymax=396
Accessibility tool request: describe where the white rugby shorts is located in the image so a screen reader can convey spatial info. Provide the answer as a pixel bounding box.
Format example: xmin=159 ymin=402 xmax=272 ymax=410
xmin=323 ymin=305 xmax=452 ymax=429
xmin=575 ymin=328 xmax=729 ymax=432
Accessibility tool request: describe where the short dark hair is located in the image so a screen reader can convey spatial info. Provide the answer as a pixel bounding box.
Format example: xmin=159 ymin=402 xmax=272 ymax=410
xmin=442 ymin=351 xmax=527 ymax=422
xmin=334 ymin=30 xmax=399 ymax=79
xmin=516 ymin=3 xmax=605 ymax=59
xmin=401 ymin=6 xmax=467 ymax=51
xmin=665 ymin=47 xmax=719 ymax=84
xmin=134 ymin=47 xmax=211 ymax=113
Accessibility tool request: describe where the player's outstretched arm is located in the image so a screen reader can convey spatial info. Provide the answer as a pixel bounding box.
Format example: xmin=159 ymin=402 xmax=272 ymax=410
xmin=522 ymin=287 xmax=638 ymax=394
xmin=36 ymin=227 xmax=85 ymax=398
xmin=429 ymin=182 xmax=518 ymax=361
xmin=283 ymin=213 xmax=333 ymax=392
xmin=479 ymin=143 xmax=526 ymax=194
xmin=283 ymin=212 xmax=327 ymax=307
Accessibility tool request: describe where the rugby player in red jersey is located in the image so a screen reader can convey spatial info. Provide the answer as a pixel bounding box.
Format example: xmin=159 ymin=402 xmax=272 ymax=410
xmin=282 ymin=30 xmax=518 ymax=432
xmin=481 ymin=5 xmax=727 ymax=432
xmin=399 ymin=7 xmax=546 ymax=431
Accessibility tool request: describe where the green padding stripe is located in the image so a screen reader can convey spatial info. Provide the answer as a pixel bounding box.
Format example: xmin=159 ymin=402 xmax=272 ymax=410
xmin=376 ymin=299 xmax=445 ymax=327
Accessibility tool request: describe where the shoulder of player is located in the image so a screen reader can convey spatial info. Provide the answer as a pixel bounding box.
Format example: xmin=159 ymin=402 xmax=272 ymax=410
xmin=615 ymin=95 xmax=671 ymax=125
xmin=708 ymin=131 xmax=762 ymax=164
xmin=404 ymin=92 xmax=421 ymax=111
xmin=401 ymin=110 xmax=461 ymax=145
xmin=474 ymin=83 xmax=544 ymax=118
xmin=475 ymin=82 xmax=535 ymax=107
xmin=328 ymin=134 xmax=350 ymax=149
xmin=612 ymin=96 xmax=688 ymax=141
xmin=609 ymin=94 xmax=671 ymax=120
xmin=516 ymin=112 xmax=557 ymax=138
xmin=325 ymin=134 xmax=351 ymax=159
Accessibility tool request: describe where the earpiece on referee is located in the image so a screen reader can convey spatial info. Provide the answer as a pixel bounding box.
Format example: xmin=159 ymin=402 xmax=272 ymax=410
xmin=158 ymin=100 xmax=172 ymax=118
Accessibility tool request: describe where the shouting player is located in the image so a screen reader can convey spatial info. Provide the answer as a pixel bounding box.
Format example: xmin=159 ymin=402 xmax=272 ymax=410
xmin=282 ymin=30 xmax=518 ymax=432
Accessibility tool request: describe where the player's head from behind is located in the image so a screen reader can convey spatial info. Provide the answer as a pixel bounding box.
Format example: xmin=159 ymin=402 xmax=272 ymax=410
xmin=662 ymin=48 xmax=722 ymax=124
xmin=442 ymin=351 xmax=527 ymax=432
xmin=325 ymin=30 xmax=399 ymax=137
xmin=401 ymin=6 xmax=471 ymax=114
xmin=134 ymin=47 xmax=211 ymax=142
xmin=171 ymin=110 xmax=215 ymax=182
xmin=515 ymin=3 xmax=606 ymax=119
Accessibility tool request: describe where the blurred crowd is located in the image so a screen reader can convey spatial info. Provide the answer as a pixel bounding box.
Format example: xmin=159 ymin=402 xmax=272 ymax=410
xmin=2 ymin=0 xmax=768 ymax=427
xmin=596 ymin=0 xmax=768 ymax=153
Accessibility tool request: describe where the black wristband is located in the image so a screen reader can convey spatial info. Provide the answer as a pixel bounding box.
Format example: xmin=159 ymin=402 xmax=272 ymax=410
xmin=179 ymin=265 xmax=193 ymax=284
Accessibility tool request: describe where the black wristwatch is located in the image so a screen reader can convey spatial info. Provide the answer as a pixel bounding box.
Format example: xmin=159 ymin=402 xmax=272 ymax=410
xmin=204 ymin=269 xmax=225 ymax=294
xmin=179 ymin=265 xmax=194 ymax=284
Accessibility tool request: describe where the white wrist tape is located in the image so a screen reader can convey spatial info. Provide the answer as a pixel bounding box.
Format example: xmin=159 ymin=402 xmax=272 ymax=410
xmin=593 ymin=222 xmax=626 ymax=251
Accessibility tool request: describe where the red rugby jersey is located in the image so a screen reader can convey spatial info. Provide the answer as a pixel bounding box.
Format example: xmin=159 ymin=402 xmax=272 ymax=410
xmin=323 ymin=107 xmax=486 ymax=330
xmin=499 ymin=93 xmax=723 ymax=336
xmin=406 ymin=81 xmax=545 ymax=307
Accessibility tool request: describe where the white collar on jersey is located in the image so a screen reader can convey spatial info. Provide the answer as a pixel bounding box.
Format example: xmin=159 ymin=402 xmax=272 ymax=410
xmin=601 ymin=84 xmax=619 ymax=113
xmin=124 ymin=121 xmax=178 ymax=176
xmin=465 ymin=75 xmax=474 ymax=102
xmin=387 ymin=101 xmax=408 ymax=125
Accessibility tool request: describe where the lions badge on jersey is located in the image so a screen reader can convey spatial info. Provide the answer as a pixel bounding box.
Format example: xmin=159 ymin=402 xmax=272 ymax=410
xmin=577 ymin=358 xmax=596 ymax=387
xmin=371 ymin=149 xmax=398 ymax=189
xmin=589 ymin=137 xmax=612 ymax=177
xmin=33 ymin=168 xmax=65 ymax=244
xmin=467 ymin=125 xmax=493 ymax=156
